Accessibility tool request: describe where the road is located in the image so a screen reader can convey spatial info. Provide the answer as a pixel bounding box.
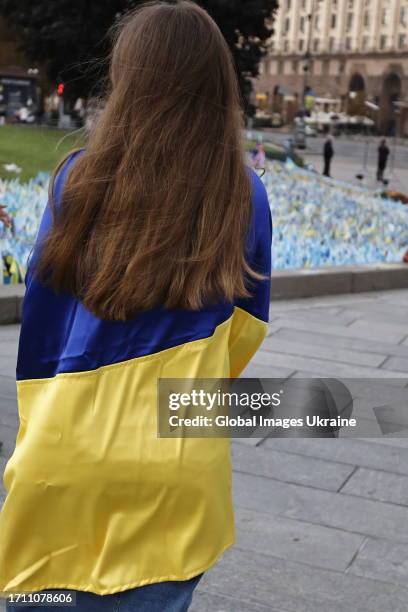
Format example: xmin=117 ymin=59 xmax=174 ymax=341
xmin=263 ymin=132 xmax=408 ymax=193
xmin=1 ymin=289 xmax=408 ymax=610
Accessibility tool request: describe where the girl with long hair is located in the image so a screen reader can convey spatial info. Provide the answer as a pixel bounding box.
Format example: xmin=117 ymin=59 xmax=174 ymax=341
xmin=0 ymin=2 xmax=272 ymax=610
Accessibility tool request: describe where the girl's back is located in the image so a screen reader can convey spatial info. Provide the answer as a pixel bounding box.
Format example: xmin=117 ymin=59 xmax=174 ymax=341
xmin=0 ymin=0 xmax=271 ymax=600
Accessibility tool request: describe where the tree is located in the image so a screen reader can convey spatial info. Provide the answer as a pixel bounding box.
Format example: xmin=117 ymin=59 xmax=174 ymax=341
xmin=1 ymin=0 xmax=277 ymax=114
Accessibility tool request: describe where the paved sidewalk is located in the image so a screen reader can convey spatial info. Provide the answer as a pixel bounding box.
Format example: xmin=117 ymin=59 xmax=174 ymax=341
xmin=303 ymin=154 xmax=408 ymax=194
xmin=1 ymin=289 xmax=408 ymax=611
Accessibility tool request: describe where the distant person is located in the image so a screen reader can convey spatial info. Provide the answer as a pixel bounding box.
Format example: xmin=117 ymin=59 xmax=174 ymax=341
xmin=377 ymin=138 xmax=390 ymax=182
xmin=252 ymin=142 xmax=266 ymax=168
xmin=0 ymin=204 xmax=11 ymax=228
xmin=323 ymin=136 xmax=334 ymax=177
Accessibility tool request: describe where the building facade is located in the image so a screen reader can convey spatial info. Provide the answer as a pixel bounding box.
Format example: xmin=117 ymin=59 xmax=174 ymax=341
xmin=254 ymin=0 xmax=408 ymax=134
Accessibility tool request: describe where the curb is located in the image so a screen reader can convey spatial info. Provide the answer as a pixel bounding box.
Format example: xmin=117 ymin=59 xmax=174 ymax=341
xmin=0 ymin=263 xmax=407 ymax=324
xmin=271 ymin=263 xmax=408 ymax=300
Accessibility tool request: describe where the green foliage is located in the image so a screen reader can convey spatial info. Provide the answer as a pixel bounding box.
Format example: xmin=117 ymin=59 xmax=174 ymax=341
xmin=0 ymin=125 xmax=304 ymax=182
xmin=1 ymin=0 xmax=277 ymax=112
xmin=0 ymin=125 xmax=85 ymax=182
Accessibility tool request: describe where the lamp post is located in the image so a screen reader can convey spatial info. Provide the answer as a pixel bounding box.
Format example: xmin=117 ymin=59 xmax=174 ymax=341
xmin=364 ymin=101 xmax=379 ymax=173
xmin=390 ymin=102 xmax=401 ymax=176
xmin=302 ymin=0 xmax=322 ymax=109
xmin=391 ymin=101 xmax=408 ymax=175
xmin=355 ymin=100 xmax=379 ymax=182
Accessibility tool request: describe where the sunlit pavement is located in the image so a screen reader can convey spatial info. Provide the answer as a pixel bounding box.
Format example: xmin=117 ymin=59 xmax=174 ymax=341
xmin=265 ymin=132 xmax=408 ymax=193
xmin=302 ymin=154 xmax=408 ymax=194
xmin=1 ymin=289 xmax=408 ymax=611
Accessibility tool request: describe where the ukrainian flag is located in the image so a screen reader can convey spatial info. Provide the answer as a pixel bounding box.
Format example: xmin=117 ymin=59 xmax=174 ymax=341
xmin=0 ymin=154 xmax=272 ymax=595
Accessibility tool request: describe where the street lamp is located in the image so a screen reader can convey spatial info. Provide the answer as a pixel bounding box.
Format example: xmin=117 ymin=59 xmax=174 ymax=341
xmin=302 ymin=0 xmax=323 ymax=106
xmin=356 ymin=101 xmax=379 ymax=182
xmin=389 ymin=101 xmax=406 ymax=176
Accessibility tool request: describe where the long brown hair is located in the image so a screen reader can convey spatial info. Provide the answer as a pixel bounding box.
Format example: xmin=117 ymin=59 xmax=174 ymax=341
xmin=37 ymin=0 xmax=261 ymax=320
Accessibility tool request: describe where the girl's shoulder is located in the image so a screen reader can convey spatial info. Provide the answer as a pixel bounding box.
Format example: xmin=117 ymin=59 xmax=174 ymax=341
xmin=52 ymin=148 xmax=86 ymax=202
xmin=248 ymin=167 xmax=271 ymax=230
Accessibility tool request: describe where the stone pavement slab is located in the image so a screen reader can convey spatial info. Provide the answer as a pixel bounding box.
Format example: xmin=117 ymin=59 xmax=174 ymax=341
xmin=263 ymin=437 xmax=408 ymax=476
xmin=252 ymin=348 xmax=407 ymax=378
xmin=234 ymin=507 xmax=364 ymax=572
xmin=232 ymin=443 xmax=355 ymax=491
xmin=234 ymin=470 xmax=408 ymax=543
xmin=381 ymin=355 xmax=408 ymax=373
xmin=195 ymin=547 xmax=408 ymax=612
xmin=270 ymin=315 xmax=407 ymax=344
xmin=340 ymin=466 xmax=408 ymax=505
xmin=346 ymin=537 xmax=408 ymax=588
xmin=270 ymin=327 xmax=408 ymax=358
xmin=261 ymin=335 xmax=387 ymax=368
xmin=0 ymin=290 xmax=407 ymax=611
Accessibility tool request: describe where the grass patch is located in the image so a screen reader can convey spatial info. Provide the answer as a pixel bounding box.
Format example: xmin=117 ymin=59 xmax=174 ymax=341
xmin=0 ymin=125 xmax=303 ymax=184
xmin=0 ymin=125 xmax=85 ymax=182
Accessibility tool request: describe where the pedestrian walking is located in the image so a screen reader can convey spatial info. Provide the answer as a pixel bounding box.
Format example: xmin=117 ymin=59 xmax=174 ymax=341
xmin=323 ymin=135 xmax=334 ymax=177
xmin=377 ymin=138 xmax=390 ymax=182
xmin=0 ymin=2 xmax=272 ymax=611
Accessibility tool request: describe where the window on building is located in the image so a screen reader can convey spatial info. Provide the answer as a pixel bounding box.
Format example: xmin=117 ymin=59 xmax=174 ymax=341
xmin=347 ymin=13 xmax=353 ymax=31
xmin=313 ymin=38 xmax=320 ymax=52
xmin=363 ymin=11 xmax=370 ymax=27
xmin=315 ymin=14 xmax=320 ymax=29
xmin=401 ymin=7 xmax=408 ymax=26
xmin=345 ymin=36 xmax=352 ymax=50
xmin=329 ymin=36 xmax=335 ymax=52
xmin=348 ymin=0 xmax=354 ymax=7
xmin=301 ymin=0 xmax=306 ymax=9
xmin=399 ymin=33 xmax=407 ymax=49
xmin=299 ymin=38 xmax=305 ymax=51
xmin=284 ymin=39 xmax=290 ymax=52
xmin=287 ymin=0 xmax=291 ymax=9
xmin=379 ymin=35 xmax=387 ymax=49
xmin=362 ymin=35 xmax=370 ymax=50
xmin=331 ymin=14 xmax=337 ymax=28
xmin=300 ymin=16 xmax=305 ymax=32
xmin=381 ymin=8 xmax=390 ymax=25
xmin=284 ymin=17 xmax=290 ymax=33
xmin=269 ymin=60 xmax=277 ymax=75
xmin=292 ymin=60 xmax=298 ymax=73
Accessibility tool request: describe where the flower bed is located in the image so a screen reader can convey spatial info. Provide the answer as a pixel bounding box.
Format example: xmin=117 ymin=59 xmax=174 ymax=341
xmin=1 ymin=161 xmax=407 ymax=283
xmin=264 ymin=160 xmax=408 ymax=270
